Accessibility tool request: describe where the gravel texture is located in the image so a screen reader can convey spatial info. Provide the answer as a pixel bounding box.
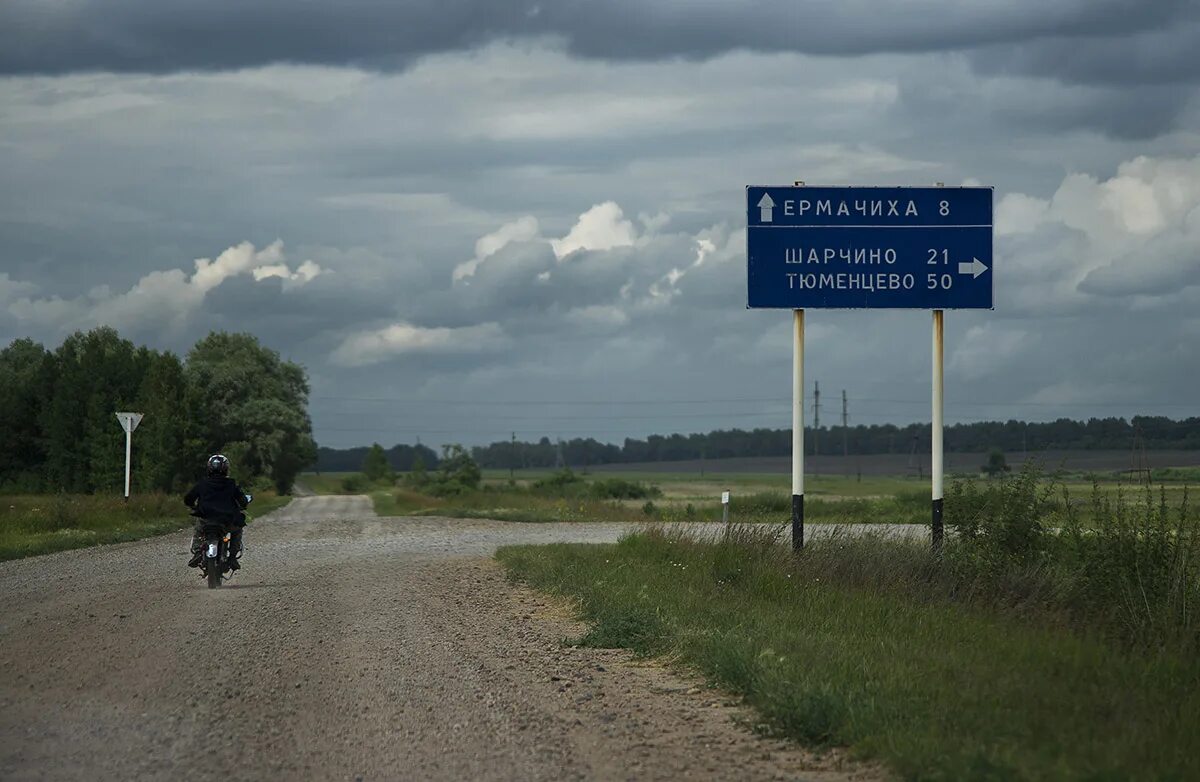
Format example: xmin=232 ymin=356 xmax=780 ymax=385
xmin=0 ymin=495 xmax=885 ymax=781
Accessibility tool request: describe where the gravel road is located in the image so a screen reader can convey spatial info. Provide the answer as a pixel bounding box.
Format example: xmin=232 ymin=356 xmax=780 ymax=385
xmin=0 ymin=496 xmax=886 ymax=781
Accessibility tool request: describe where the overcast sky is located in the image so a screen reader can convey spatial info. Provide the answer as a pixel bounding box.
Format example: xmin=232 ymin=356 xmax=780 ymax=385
xmin=2 ymin=0 xmax=1199 ymax=450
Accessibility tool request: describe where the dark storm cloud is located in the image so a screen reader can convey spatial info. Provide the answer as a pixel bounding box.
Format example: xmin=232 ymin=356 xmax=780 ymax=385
xmin=1 ymin=0 xmax=1190 ymax=83
xmin=969 ymin=20 xmax=1200 ymax=87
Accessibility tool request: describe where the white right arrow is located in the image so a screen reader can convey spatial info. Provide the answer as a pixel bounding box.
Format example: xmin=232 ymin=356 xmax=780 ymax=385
xmin=757 ymin=193 xmax=775 ymax=223
xmin=957 ymin=257 xmax=988 ymax=278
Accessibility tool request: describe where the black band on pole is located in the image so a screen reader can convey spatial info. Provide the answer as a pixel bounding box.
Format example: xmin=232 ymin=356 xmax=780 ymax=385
xmin=932 ymin=497 xmax=944 ymax=553
xmin=792 ymin=494 xmax=804 ymax=551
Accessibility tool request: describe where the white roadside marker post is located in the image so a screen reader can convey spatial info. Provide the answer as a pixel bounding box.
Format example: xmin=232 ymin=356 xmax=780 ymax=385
xmin=792 ymin=308 xmax=805 ymax=551
xmin=931 ymin=182 xmax=946 ymax=554
xmin=931 ymin=310 xmax=944 ymax=552
xmin=115 ymin=412 xmax=144 ymax=501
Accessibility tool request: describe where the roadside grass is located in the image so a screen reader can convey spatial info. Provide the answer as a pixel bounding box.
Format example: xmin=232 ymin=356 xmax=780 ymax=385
xmin=0 ymin=492 xmax=292 ymax=561
xmin=497 ymin=524 xmax=1200 ymax=780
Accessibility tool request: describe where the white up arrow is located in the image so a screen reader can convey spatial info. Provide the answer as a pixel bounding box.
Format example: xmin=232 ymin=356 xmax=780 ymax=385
xmin=957 ymin=258 xmax=988 ymax=278
xmin=757 ymin=193 xmax=775 ymax=223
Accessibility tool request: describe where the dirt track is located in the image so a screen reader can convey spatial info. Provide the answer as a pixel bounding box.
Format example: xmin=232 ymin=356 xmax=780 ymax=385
xmin=0 ymin=496 xmax=880 ymax=781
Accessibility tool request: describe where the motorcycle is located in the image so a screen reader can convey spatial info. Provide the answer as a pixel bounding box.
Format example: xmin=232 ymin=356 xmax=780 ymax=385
xmin=199 ymin=494 xmax=252 ymax=589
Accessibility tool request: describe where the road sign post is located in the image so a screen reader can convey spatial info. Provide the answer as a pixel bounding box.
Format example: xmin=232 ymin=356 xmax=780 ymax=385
xmin=932 ymin=310 xmax=944 ymax=551
xmin=792 ymin=309 xmax=804 ymax=550
xmin=747 ymin=185 xmax=992 ymax=551
xmin=115 ymin=412 xmax=144 ymax=500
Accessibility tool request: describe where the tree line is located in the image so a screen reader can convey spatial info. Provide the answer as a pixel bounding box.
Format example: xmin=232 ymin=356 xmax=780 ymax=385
xmin=313 ymin=416 xmax=1200 ymax=472
xmin=314 ymin=443 xmax=440 ymax=473
xmin=0 ymin=328 xmax=317 ymax=494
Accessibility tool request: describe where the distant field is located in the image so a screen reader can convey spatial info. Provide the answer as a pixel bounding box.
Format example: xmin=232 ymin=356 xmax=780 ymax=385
xmin=587 ymin=449 xmax=1200 ymax=476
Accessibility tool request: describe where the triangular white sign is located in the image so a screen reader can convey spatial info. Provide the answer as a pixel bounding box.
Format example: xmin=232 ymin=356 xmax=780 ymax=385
xmin=115 ymin=412 xmax=144 ymax=434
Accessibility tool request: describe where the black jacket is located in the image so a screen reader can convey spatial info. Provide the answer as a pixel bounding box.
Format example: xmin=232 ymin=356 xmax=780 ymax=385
xmin=184 ymin=476 xmax=249 ymax=526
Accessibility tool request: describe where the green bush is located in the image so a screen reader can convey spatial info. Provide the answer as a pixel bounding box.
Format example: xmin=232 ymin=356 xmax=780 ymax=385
xmin=340 ymin=473 xmax=368 ymax=492
xmin=529 ymin=470 xmax=661 ymax=501
xmin=361 ymin=442 xmax=395 ymax=484
xmin=587 ymin=477 xmax=662 ymax=500
xmin=436 ymin=444 xmax=481 ymax=489
xmin=425 ymin=480 xmax=473 ymax=498
xmin=404 ymin=454 xmax=429 ymax=488
xmin=943 ymin=464 xmax=1200 ymax=649
xmin=946 ymin=461 xmax=1060 ymax=566
xmin=530 ymin=468 xmax=585 ymax=494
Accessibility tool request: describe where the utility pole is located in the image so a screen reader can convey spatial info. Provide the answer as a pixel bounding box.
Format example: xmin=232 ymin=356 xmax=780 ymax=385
xmin=510 ymin=432 xmax=516 ymax=480
xmin=842 ymin=390 xmax=849 ymax=476
xmin=812 ymin=380 xmax=821 ymax=459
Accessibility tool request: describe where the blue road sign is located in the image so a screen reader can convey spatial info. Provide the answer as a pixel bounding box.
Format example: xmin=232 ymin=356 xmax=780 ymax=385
xmin=746 ymin=186 xmax=993 ymax=309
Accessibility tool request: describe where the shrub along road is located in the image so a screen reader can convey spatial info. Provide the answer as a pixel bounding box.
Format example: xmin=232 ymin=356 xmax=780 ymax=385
xmin=0 ymin=496 xmax=887 ymax=781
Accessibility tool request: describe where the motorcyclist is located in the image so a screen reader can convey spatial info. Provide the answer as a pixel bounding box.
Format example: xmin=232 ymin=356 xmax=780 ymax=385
xmin=184 ymin=454 xmax=250 ymax=570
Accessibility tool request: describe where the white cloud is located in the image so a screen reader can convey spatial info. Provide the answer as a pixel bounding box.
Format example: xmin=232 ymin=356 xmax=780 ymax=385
xmin=550 ymin=201 xmax=637 ymax=260
xmin=254 ymin=259 xmax=324 ymax=288
xmin=949 ymin=323 xmax=1028 ymax=381
xmin=453 ymin=216 xmax=540 ymax=282
xmin=0 ymin=273 xmax=37 ymax=303
xmin=995 ymin=192 xmax=1049 ymax=236
xmin=330 ymin=321 xmax=508 ymax=366
xmin=987 ymin=153 xmax=1200 ymax=310
xmin=3 ymin=240 xmax=322 ymax=335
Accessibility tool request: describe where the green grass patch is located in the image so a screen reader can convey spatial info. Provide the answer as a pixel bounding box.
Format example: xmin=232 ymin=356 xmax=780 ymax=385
xmin=0 ymin=492 xmax=292 ymax=561
xmin=497 ymin=527 xmax=1200 ymax=780
xmin=297 ymin=471 xmax=397 ymax=495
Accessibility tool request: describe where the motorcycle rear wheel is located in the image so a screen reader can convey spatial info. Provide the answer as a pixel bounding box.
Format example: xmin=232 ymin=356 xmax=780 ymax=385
xmin=206 ymin=561 xmax=222 ymax=589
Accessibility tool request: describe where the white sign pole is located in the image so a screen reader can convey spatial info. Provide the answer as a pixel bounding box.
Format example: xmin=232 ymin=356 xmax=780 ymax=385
xmin=792 ymin=308 xmax=805 ymax=550
xmin=115 ymin=413 xmax=143 ymax=501
xmin=124 ymin=428 xmax=133 ymax=500
xmin=932 ymin=310 xmax=944 ymax=551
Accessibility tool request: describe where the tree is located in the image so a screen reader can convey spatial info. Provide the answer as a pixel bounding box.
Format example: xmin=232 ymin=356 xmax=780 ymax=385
xmin=0 ymin=339 xmax=51 ymax=490
xmin=41 ymin=328 xmax=142 ymax=493
xmin=981 ymin=448 xmax=1010 ymax=478
xmin=134 ymin=351 xmax=188 ymax=492
xmin=435 ymin=444 xmax=481 ymax=491
xmin=185 ymin=332 xmax=316 ymax=493
xmin=405 ymin=451 xmax=429 ymax=488
xmin=361 ymin=443 xmax=394 ymax=483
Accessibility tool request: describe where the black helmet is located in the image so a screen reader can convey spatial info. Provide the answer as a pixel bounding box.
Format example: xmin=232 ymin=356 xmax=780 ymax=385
xmin=206 ymin=454 xmax=230 ymax=477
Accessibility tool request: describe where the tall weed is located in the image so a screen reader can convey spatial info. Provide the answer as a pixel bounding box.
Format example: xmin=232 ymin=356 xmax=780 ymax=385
xmin=943 ymin=464 xmax=1200 ymax=649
